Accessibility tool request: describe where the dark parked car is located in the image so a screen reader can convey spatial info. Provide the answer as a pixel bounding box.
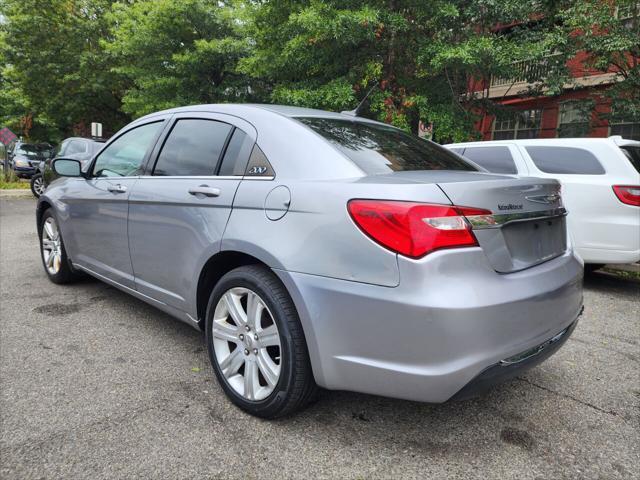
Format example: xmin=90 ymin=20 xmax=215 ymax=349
xmin=31 ymin=137 xmax=105 ymax=197
xmin=8 ymin=142 xmax=54 ymax=179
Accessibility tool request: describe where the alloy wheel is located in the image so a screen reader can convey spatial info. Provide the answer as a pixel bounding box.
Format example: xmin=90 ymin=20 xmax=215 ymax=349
xmin=33 ymin=176 xmax=45 ymax=196
xmin=41 ymin=217 xmax=62 ymax=275
xmin=211 ymin=287 xmax=282 ymax=401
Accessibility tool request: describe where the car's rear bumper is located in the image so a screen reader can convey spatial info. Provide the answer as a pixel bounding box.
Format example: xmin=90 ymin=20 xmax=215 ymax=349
xmin=450 ymin=312 xmax=580 ymax=401
xmin=275 ymin=246 xmax=583 ymax=403
xmin=577 ymin=246 xmax=640 ymax=265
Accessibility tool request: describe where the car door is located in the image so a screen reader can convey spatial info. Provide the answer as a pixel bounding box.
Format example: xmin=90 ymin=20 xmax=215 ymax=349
xmin=127 ymin=113 xmax=256 ymax=316
xmin=63 ymin=120 xmax=166 ymax=288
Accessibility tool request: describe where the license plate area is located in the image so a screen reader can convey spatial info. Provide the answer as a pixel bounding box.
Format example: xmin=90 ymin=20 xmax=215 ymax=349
xmin=502 ymin=216 xmax=567 ymax=270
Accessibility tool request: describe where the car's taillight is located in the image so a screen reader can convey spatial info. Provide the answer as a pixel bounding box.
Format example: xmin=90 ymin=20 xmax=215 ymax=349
xmin=613 ymin=185 xmax=640 ymax=206
xmin=347 ymin=200 xmax=491 ymax=258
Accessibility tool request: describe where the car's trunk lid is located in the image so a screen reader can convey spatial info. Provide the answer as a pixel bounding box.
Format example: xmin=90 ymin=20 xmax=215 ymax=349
xmin=436 ymin=174 xmax=566 ymax=273
xmin=386 ymin=171 xmax=567 ymax=273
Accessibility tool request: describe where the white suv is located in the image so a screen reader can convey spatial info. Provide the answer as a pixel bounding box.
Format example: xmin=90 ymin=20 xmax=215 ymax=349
xmin=445 ymin=136 xmax=640 ymax=269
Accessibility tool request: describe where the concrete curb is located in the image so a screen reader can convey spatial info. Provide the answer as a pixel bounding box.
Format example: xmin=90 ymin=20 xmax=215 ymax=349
xmin=0 ymin=189 xmax=33 ymax=198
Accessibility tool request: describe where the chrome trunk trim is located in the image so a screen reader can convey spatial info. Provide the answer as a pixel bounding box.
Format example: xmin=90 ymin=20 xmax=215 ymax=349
xmin=465 ymin=207 xmax=567 ymax=230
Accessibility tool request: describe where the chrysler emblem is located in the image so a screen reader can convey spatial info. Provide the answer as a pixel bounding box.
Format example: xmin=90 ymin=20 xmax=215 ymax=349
xmin=526 ymin=194 xmax=560 ymax=205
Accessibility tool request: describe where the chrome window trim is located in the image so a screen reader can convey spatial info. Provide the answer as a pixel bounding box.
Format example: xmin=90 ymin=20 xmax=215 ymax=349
xmin=136 ymin=175 xmax=274 ymax=181
xmin=466 ymin=207 xmax=567 ymax=230
xmin=243 ymin=175 xmax=275 ymax=181
xmin=90 ymin=175 xmax=140 ymax=180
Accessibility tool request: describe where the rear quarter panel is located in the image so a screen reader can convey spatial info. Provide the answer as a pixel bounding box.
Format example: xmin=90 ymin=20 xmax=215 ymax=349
xmin=222 ymin=177 xmax=454 ymax=287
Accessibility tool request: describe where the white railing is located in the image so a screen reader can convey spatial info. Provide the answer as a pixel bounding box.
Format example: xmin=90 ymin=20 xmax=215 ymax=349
xmin=490 ymin=59 xmax=550 ymax=88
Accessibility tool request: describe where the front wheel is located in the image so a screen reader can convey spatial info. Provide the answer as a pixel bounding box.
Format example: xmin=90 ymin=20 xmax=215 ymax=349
xmin=205 ymin=265 xmax=317 ymax=418
xmin=31 ymin=174 xmax=45 ymax=198
xmin=39 ymin=209 xmax=82 ymax=284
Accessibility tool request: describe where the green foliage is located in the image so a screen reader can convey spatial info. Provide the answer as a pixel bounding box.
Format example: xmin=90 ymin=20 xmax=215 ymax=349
xmin=0 ymin=0 xmax=638 ymax=143
xmin=0 ymin=0 xmax=129 ymax=141
xmin=104 ymin=0 xmax=257 ymax=117
xmin=559 ymin=0 xmax=640 ymax=122
xmin=239 ymin=0 xmax=578 ymax=141
xmin=0 ymin=168 xmax=25 ymax=188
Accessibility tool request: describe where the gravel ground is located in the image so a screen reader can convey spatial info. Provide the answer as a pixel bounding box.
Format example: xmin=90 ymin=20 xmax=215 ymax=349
xmin=1 ymin=197 xmax=638 ymax=479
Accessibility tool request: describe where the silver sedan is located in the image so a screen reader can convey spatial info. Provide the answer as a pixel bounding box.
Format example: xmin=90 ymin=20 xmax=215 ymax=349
xmin=37 ymin=104 xmax=583 ymax=418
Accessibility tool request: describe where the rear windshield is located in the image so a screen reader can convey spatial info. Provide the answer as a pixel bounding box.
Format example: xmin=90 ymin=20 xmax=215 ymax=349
xmin=620 ymin=146 xmax=640 ymax=173
xmin=297 ymin=117 xmax=476 ymax=174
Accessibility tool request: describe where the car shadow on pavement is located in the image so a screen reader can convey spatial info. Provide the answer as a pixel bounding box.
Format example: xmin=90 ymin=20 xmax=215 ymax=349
xmin=69 ymin=268 xmax=635 ymax=470
xmin=583 ymin=270 xmax=640 ymax=298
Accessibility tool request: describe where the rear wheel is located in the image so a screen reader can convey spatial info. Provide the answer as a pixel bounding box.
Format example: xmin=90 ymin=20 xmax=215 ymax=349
xmin=39 ymin=209 xmax=82 ymax=284
xmin=205 ymin=265 xmax=317 ymax=418
xmin=31 ymin=174 xmax=45 ymax=198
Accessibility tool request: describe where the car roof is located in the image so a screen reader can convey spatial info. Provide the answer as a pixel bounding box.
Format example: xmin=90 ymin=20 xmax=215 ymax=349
xmin=137 ymin=103 xmax=387 ymax=126
xmin=63 ymin=137 xmax=106 ymax=143
xmin=445 ymin=137 xmax=640 ymax=148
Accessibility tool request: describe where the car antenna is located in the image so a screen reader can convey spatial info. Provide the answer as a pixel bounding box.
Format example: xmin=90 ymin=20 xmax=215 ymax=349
xmin=341 ymin=82 xmax=379 ymax=117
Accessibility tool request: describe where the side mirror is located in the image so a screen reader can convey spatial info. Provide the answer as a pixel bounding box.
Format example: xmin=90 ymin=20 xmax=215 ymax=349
xmin=53 ymin=158 xmax=83 ymax=177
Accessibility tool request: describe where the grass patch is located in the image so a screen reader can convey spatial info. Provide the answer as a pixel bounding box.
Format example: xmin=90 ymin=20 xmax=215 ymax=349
xmin=602 ymin=267 xmax=640 ymax=281
xmin=0 ymin=170 xmax=29 ymax=189
xmin=0 ymin=180 xmax=28 ymax=189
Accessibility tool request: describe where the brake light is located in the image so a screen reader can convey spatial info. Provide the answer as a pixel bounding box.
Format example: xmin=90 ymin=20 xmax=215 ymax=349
xmin=347 ymin=200 xmax=492 ymax=258
xmin=613 ymin=185 xmax=640 ymax=206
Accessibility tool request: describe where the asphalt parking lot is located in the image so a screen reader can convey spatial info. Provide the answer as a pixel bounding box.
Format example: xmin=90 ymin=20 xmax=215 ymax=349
xmin=1 ymin=196 xmax=638 ymax=479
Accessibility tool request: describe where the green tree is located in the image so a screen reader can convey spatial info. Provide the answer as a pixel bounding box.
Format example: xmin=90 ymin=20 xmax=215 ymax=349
xmin=560 ymin=0 xmax=640 ymax=123
xmin=104 ymin=0 xmax=258 ymax=118
xmin=0 ymin=0 xmax=128 ymax=141
xmin=240 ymin=1 xmax=570 ymax=141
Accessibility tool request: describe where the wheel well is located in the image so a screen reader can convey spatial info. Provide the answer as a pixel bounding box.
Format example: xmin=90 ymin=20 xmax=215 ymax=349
xmin=36 ymin=201 xmax=52 ymax=234
xmin=196 ymin=251 xmax=267 ymax=328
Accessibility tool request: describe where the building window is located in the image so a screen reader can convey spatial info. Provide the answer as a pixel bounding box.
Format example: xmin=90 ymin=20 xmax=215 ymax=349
xmin=558 ymin=102 xmax=591 ymax=138
xmin=616 ymin=3 xmax=639 ymax=28
xmin=610 ymin=119 xmax=640 ymax=140
xmin=492 ymin=109 xmax=542 ymax=140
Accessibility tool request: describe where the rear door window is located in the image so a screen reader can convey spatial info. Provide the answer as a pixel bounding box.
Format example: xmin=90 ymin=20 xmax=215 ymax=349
xmin=217 ymin=129 xmax=254 ymax=176
xmin=153 ymin=119 xmax=232 ymax=176
xmin=620 ymin=146 xmax=640 ymax=173
xmin=525 ymin=146 xmax=605 ymax=175
xmin=460 ymin=146 xmax=518 ymax=174
xmin=298 ymin=117 xmax=476 ymax=174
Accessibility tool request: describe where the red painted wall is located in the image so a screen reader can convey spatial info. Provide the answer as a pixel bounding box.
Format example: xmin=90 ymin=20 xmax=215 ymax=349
xmin=474 ymin=86 xmax=613 ymax=140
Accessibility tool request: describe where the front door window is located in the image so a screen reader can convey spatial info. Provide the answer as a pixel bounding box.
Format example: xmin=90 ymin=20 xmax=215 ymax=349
xmin=92 ymin=122 xmax=163 ymax=177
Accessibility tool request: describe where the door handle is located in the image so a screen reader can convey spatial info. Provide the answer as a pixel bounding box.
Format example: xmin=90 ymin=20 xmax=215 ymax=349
xmin=107 ymin=184 xmax=127 ymax=193
xmin=188 ymin=185 xmax=221 ymax=198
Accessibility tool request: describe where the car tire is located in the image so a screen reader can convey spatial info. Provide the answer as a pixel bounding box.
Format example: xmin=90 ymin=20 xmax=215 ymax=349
xmin=39 ymin=209 xmax=82 ymax=284
xmin=205 ymin=264 xmax=317 ymax=418
xmin=30 ymin=174 xmax=45 ymax=198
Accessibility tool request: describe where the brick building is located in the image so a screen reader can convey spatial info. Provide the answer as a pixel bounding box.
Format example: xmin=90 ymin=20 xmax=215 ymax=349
xmin=468 ymin=6 xmax=640 ymax=141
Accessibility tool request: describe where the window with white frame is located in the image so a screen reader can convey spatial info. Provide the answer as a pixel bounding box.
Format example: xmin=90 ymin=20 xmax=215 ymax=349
xmin=492 ymin=109 xmax=542 ymax=140
xmin=558 ymin=102 xmax=591 ymax=138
